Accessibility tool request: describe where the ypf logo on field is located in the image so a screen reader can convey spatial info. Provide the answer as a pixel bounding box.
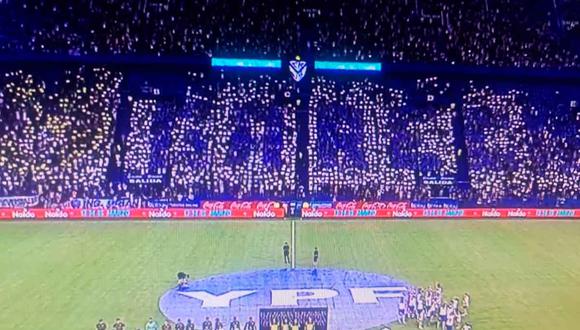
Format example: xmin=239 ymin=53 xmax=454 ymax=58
xmin=159 ymin=268 xmax=409 ymax=330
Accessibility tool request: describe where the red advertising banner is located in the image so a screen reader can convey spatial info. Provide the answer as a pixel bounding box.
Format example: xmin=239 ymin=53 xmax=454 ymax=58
xmin=332 ymin=201 xmax=409 ymax=211
xmin=300 ymin=208 xmax=580 ymax=219
xmin=0 ymin=207 xmax=578 ymax=220
xmin=200 ymin=201 xmax=282 ymax=211
xmin=0 ymin=207 xmax=285 ymax=220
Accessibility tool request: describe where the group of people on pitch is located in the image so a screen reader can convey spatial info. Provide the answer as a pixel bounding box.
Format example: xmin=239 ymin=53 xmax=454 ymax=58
xmin=397 ymin=284 xmax=472 ymax=330
xmin=283 ymin=242 xmax=319 ymax=267
xmin=96 ymin=316 xmax=258 ymax=330
xmin=268 ymin=317 xmax=316 ymax=330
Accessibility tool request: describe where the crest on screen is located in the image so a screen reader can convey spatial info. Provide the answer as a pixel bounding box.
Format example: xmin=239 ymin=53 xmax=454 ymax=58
xmin=289 ymin=60 xmax=307 ymax=82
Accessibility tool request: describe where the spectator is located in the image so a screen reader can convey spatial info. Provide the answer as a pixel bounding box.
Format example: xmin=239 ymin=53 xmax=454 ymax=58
xmin=308 ymin=76 xmax=456 ymax=201
xmin=0 ymin=0 xmax=576 ymax=68
xmin=1 ymin=68 xmax=576 ymax=207
xmin=0 ymin=67 xmax=122 ymax=203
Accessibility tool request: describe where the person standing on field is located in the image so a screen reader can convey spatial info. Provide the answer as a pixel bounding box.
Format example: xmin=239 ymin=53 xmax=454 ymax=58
xmin=175 ymin=319 xmax=185 ymax=330
xmin=283 ymin=242 xmax=291 ymax=265
xmin=244 ymin=317 xmax=256 ymax=330
xmin=96 ymin=319 xmax=107 ymax=330
xmin=313 ymin=247 xmax=319 ymax=268
xmin=305 ymin=317 xmax=315 ymax=330
xmin=202 ymin=317 xmax=212 ymax=330
xmin=229 ymin=316 xmax=241 ymax=330
xmin=161 ymin=319 xmax=172 ymax=330
xmin=145 ymin=318 xmax=159 ymax=330
xmin=113 ymin=318 xmax=126 ymax=330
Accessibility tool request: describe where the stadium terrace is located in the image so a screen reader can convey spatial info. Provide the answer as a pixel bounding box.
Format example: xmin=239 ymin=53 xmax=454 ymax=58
xmin=0 ymin=68 xmax=577 ymax=214
xmin=0 ymin=1 xmax=579 ymax=329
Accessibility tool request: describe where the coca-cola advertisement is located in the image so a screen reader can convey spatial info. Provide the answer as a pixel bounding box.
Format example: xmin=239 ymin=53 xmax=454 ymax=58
xmin=201 ymin=201 xmax=281 ymax=211
xmin=333 ymin=201 xmax=409 ymax=211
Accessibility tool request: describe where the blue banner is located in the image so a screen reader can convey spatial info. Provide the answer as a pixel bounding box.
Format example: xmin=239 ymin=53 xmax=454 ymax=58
xmin=308 ymin=201 xmax=333 ymax=208
xmin=411 ymin=198 xmax=459 ymax=209
xmin=66 ymin=198 xmax=138 ymax=209
xmin=145 ymin=198 xmax=199 ymax=208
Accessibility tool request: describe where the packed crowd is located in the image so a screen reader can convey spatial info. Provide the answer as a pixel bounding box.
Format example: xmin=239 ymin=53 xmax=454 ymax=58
xmin=397 ymin=283 xmax=472 ymax=330
xmin=0 ymin=0 xmax=295 ymax=58
xmin=308 ymin=76 xmax=457 ymax=201
xmin=124 ymin=98 xmax=173 ymax=181
xmin=0 ymin=68 xmax=577 ymax=206
xmin=311 ymin=0 xmax=578 ymax=68
xmin=463 ymin=83 xmax=579 ymax=206
xmin=167 ymin=73 xmax=298 ymax=200
xmin=0 ymin=0 xmax=577 ymax=69
xmin=96 ymin=316 xmax=257 ymax=330
xmin=0 ymin=68 xmax=122 ymax=205
xmin=115 ymin=96 xmax=176 ymax=200
xmin=0 ymin=69 xmax=299 ymax=202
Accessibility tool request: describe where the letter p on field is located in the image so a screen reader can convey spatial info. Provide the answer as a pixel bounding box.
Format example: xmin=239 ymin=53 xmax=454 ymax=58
xmin=271 ymin=289 xmax=339 ymax=306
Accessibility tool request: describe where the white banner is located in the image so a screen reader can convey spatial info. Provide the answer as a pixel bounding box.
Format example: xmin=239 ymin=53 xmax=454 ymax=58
xmin=0 ymin=195 xmax=40 ymax=208
xmin=63 ymin=198 xmax=136 ymax=209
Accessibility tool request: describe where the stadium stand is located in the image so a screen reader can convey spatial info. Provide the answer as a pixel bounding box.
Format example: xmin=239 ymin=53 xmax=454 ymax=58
xmin=463 ymin=83 xmax=579 ymax=207
xmin=0 ymin=68 xmax=122 ymax=206
xmin=307 ymin=76 xmax=457 ymax=201
xmin=0 ymin=0 xmax=577 ymax=68
xmin=0 ymin=0 xmax=577 ymax=208
xmin=167 ymin=73 xmax=298 ymax=200
xmin=0 ymin=66 xmax=576 ymax=207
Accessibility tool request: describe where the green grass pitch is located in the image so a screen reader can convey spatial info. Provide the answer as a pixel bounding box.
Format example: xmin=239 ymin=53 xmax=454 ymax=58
xmin=1 ymin=220 xmax=580 ymax=330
